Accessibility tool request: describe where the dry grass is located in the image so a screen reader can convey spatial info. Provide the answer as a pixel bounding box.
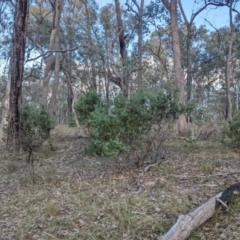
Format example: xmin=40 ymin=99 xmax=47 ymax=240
xmin=0 ymin=125 xmax=240 ymax=239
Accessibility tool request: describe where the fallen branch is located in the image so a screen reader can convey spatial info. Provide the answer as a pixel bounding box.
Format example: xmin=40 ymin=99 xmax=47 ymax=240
xmin=173 ymin=170 xmax=240 ymax=179
xmin=175 ymin=129 xmax=203 ymax=142
xmin=158 ymin=182 xmax=240 ymax=240
xmin=43 ymin=231 xmax=59 ymax=239
xmin=144 ymin=162 xmax=161 ymax=173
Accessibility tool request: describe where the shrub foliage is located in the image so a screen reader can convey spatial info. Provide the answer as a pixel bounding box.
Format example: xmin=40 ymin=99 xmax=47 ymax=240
xmin=74 ymin=91 xmax=101 ymax=126
xmin=21 ymin=104 xmax=54 ymax=141
xmin=229 ymin=111 xmax=240 ymax=145
xmin=75 ymin=85 xmax=184 ymax=156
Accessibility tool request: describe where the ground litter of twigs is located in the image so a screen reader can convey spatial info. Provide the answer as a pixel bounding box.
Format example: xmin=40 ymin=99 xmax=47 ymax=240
xmin=1 ymin=125 xmax=240 ymax=240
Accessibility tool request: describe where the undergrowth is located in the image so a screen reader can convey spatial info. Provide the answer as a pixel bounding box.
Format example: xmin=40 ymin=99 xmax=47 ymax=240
xmin=0 ymin=126 xmax=240 ymax=239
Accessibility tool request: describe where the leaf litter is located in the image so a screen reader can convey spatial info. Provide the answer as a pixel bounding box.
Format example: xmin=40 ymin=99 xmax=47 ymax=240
xmin=0 ymin=126 xmax=240 ymax=239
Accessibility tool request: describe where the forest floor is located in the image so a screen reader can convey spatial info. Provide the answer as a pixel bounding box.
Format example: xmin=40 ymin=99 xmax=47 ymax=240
xmin=1 ymin=125 xmax=240 ymax=240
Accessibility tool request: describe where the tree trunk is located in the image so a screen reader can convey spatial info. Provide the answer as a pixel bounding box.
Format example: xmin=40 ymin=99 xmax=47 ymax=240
xmin=236 ymin=83 xmax=239 ymax=112
xmin=138 ymin=0 xmax=144 ymax=87
xmin=186 ymin=33 xmax=192 ymax=102
xmin=66 ymin=71 xmax=79 ymax=127
xmin=7 ymin=0 xmax=29 ymax=152
xmin=84 ymin=0 xmax=97 ymax=92
xmin=41 ymin=0 xmax=62 ymax=104
xmin=66 ymin=74 xmax=74 ymax=121
xmin=130 ymin=0 xmax=144 ymax=87
xmin=225 ymin=0 xmax=233 ymax=121
xmin=49 ymin=23 xmax=61 ymax=117
xmin=162 ymin=0 xmax=188 ymax=136
xmin=62 ymin=53 xmax=79 ymax=127
xmin=0 ymin=72 xmax=11 ymax=141
xmin=178 ymin=0 xmax=209 ymax=102
xmin=114 ymin=0 xmax=130 ymax=98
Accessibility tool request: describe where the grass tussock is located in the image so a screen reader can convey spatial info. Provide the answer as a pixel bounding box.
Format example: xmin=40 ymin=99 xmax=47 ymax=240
xmin=0 ymin=125 xmax=240 ymax=239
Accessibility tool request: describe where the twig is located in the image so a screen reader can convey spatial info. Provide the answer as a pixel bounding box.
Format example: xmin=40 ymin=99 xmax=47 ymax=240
xmin=175 ymin=129 xmax=203 ymax=142
xmin=43 ymin=231 xmax=59 ymax=240
xmin=133 ymin=186 xmax=142 ymax=194
xmin=215 ymin=197 xmax=230 ymax=211
xmin=26 ymin=45 xmax=88 ymax=62
xmin=144 ymin=162 xmax=161 ymax=173
xmin=132 ymin=211 xmax=145 ymax=215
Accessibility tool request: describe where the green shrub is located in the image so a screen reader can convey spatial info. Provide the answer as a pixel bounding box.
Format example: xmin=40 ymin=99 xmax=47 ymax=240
xmin=21 ymin=104 xmax=39 ymax=136
xmin=21 ymin=104 xmax=54 ymax=140
xmin=78 ymin=85 xmax=182 ymax=156
xmin=74 ymin=91 xmax=101 ymax=126
xmin=229 ymin=111 xmax=240 ymax=145
xmin=88 ymin=105 xmax=130 ymax=156
xmin=38 ymin=105 xmax=55 ymax=139
xmin=68 ymin=113 xmax=77 ymax=127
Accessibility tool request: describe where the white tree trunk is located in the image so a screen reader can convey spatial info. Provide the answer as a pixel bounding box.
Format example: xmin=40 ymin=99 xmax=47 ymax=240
xmin=0 ymin=76 xmax=10 ymax=141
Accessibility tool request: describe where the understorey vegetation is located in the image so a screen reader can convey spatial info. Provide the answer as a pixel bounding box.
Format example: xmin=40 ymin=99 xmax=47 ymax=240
xmin=20 ymin=104 xmax=55 ymax=181
xmin=74 ymin=84 xmax=187 ymax=160
xmin=1 ymin=0 xmax=240 ymax=239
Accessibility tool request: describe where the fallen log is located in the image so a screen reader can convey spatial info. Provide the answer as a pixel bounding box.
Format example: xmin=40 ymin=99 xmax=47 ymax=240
xmin=158 ymin=182 xmax=240 ymax=240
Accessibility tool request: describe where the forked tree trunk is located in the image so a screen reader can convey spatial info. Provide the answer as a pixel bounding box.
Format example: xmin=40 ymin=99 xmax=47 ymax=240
xmin=114 ymin=0 xmax=130 ymax=98
xmin=128 ymin=0 xmax=144 ymax=86
xmin=7 ymin=0 xmax=29 ymax=152
xmin=178 ymin=0 xmax=192 ymax=102
xmin=41 ymin=0 xmax=62 ymax=104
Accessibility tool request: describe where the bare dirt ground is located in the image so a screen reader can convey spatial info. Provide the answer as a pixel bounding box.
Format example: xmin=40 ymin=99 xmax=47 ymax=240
xmin=1 ymin=126 xmax=240 ymax=240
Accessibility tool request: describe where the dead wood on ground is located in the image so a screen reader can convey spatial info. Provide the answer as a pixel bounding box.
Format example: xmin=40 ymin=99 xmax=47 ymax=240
xmin=158 ymin=182 xmax=240 ymax=240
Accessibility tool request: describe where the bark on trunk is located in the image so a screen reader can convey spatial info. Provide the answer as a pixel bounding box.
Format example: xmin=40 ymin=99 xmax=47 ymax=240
xmin=138 ymin=0 xmax=144 ymax=87
xmin=114 ymin=0 xmax=130 ymax=98
xmin=62 ymin=53 xmax=79 ymax=127
xmin=236 ymin=84 xmax=239 ymax=112
xmin=0 ymin=72 xmax=11 ymax=141
xmin=186 ymin=37 xmax=192 ymax=101
xmin=49 ymin=25 xmax=61 ymax=117
xmin=225 ymin=0 xmax=233 ymax=121
xmin=7 ymin=0 xmax=29 ymax=152
xmin=84 ymin=0 xmax=97 ymax=92
xmin=162 ymin=0 xmax=188 ymax=136
xmin=158 ymin=182 xmax=240 ymax=240
xmin=41 ymin=0 xmax=61 ymax=104
xmin=130 ymin=0 xmax=144 ymax=86
xmin=66 ymin=71 xmax=79 ymax=127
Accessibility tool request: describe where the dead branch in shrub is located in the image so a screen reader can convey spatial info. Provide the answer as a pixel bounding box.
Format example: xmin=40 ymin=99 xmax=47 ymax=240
xmin=144 ymin=162 xmax=161 ymax=173
xmin=133 ymin=123 xmax=170 ymax=168
xmin=175 ymin=129 xmax=203 ymax=142
xmin=158 ymin=182 xmax=240 ymax=240
xmin=21 ymin=134 xmax=44 ymax=183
